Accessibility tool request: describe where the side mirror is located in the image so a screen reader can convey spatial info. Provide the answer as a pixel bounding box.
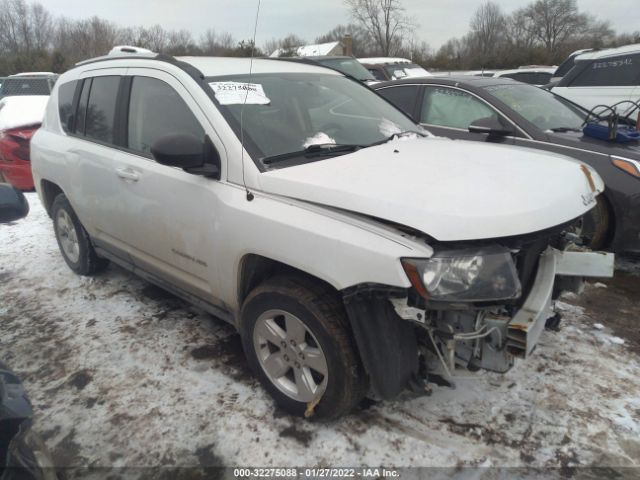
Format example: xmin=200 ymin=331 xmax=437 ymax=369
xmin=0 ymin=183 xmax=29 ymax=223
xmin=468 ymin=116 xmax=515 ymax=137
xmin=151 ymin=134 xmax=221 ymax=179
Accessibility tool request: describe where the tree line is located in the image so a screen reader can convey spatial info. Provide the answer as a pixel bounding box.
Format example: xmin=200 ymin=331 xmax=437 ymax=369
xmin=0 ymin=0 xmax=637 ymax=76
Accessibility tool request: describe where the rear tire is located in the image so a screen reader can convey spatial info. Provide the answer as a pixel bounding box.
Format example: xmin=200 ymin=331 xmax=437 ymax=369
xmin=52 ymin=194 xmax=109 ymax=275
xmin=240 ymin=275 xmax=367 ymax=420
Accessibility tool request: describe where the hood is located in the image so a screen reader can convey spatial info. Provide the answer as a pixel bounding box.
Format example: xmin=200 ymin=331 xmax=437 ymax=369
xmin=257 ymin=137 xmax=604 ymax=242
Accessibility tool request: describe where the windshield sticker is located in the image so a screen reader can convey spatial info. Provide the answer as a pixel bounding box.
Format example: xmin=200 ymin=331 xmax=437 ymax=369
xmin=209 ymin=82 xmax=270 ymax=105
xmin=592 ymin=58 xmax=632 ymax=69
xmin=302 ymin=132 xmax=336 ymax=148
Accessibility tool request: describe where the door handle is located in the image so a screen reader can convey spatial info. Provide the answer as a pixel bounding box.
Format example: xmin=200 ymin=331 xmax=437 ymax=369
xmin=115 ymin=167 xmax=139 ymax=182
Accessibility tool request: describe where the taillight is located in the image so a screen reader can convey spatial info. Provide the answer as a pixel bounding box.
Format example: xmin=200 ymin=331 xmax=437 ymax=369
xmin=0 ymin=125 xmax=38 ymax=162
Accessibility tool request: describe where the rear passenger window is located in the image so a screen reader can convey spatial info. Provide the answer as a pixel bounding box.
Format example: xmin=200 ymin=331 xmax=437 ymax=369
xmin=58 ymin=81 xmax=77 ymax=133
xmin=127 ymin=76 xmax=204 ymax=156
xmin=85 ymin=76 xmax=120 ymax=143
xmin=571 ymin=55 xmax=640 ymax=86
xmin=377 ymin=86 xmax=420 ymax=119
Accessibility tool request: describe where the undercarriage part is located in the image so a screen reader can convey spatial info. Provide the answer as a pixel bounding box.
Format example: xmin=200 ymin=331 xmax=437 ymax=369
xmin=343 ymin=286 xmax=418 ymax=400
xmin=545 ymin=313 xmax=562 ymax=331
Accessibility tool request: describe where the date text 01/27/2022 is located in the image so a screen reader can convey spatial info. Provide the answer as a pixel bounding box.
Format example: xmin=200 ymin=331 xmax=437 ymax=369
xmin=233 ymin=468 xmax=400 ymax=478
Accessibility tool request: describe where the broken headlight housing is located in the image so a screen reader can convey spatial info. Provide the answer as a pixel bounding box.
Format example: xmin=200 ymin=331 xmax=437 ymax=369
xmin=401 ymin=246 xmax=522 ymax=302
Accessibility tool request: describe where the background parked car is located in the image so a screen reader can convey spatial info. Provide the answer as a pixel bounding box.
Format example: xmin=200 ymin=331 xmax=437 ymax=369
xmin=0 ymin=96 xmax=48 ymax=190
xmin=0 ymin=73 xmax=57 ymax=100
xmin=551 ymin=43 xmax=640 ymax=114
xmin=550 ymin=48 xmax=595 ymax=83
xmin=374 ymin=76 xmax=640 ymax=254
xmin=492 ymin=66 xmax=557 ymax=86
xmin=359 ymin=57 xmax=431 ymax=81
xmin=283 ymin=55 xmax=376 ymax=83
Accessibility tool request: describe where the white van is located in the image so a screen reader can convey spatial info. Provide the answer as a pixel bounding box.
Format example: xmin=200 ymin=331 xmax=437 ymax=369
xmin=551 ymin=44 xmax=640 ymax=114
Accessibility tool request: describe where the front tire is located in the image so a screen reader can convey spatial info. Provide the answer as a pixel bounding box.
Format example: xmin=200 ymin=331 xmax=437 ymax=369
xmin=52 ymin=194 xmax=109 ymax=275
xmin=241 ymin=276 xmax=367 ymax=420
xmin=577 ymin=196 xmax=611 ymax=250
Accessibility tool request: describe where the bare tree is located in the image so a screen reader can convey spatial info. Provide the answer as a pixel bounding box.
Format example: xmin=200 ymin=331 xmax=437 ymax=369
xmin=265 ymin=34 xmax=306 ymax=57
xmin=200 ymin=29 xmax=235 ymax=55
xmin=469 ymin=2 xmax=505 ymax=57
xmin=344 ymin=0 xmax=415 ymax=56
xmin=523 ymin=0 xmax=589 ymax=55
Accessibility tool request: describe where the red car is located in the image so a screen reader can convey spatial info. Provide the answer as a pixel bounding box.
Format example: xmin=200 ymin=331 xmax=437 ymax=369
xmin=0 ymin=74 xmax=55 ymax=190
xmin=0 ymin=124 xmax=39 ymax=190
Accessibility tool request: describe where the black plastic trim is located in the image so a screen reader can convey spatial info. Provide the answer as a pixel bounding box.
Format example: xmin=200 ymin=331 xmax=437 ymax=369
xmin=342 ymin=283 xmax=417 ymax=400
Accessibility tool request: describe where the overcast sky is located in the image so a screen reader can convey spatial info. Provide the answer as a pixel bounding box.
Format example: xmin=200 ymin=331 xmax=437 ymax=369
xmin=38 ymin=0 xmax=637 ymax=51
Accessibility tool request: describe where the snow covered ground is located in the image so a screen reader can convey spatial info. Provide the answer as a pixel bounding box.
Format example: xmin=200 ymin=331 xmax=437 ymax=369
xmin=1 ymin=193 xmax=640 ymax=474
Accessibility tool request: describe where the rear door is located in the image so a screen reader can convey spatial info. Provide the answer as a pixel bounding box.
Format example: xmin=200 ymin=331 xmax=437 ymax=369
xmin=68 ymin=70 xmax=127 ymax=247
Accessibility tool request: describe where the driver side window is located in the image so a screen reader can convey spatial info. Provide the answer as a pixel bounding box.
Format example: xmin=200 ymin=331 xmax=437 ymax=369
xmin=127 ymin=76 xmax=204 ymax=156
xmin=421 ymin=87 xmax=498 ymax=130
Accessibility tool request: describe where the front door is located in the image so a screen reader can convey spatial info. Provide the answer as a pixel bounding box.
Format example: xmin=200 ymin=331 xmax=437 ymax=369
xmin=108 ymin=69 xmax=228 ymax=305
xmin=418 ymin=85 xmax=518 ymax=144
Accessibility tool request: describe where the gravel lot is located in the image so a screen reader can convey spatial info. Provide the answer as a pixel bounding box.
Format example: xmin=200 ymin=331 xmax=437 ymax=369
xmin=1 ymin=193 xmax=640 ymax=476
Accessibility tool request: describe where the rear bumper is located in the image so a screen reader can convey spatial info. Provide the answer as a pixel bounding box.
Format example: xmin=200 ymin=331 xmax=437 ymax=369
xmin=0 ymin=161 xmax=34 ymax=190
xmin=506 ymin=247 xmax=614 ymax=357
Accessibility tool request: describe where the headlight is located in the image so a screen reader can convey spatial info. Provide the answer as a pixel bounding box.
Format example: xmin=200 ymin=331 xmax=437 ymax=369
xmin=611 ymin=156 xmax=640 ymax=178
xmin=401 ymin=246 xmax=521 ymax=302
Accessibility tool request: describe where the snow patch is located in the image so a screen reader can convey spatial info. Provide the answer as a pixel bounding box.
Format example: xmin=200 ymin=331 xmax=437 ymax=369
xmin=302 ymin=132 xmax=336 ymax=148
xmin=0 ymin=95 xmax=48 ymax=130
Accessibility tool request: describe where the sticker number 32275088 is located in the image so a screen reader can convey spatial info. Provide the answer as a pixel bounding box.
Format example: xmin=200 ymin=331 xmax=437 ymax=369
xmin=209 ymin=81 xmax=271 ymax=105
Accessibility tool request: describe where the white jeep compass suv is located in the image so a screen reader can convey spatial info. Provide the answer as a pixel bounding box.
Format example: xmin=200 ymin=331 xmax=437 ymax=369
xmin=31 ymin=48 xmax=613 ymax=419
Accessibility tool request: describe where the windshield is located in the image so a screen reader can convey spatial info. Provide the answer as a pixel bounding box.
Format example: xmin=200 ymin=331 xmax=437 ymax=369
xmin=208 ymin=72 xmax=421 ymax=168
xmin=483 ymin=83 xmax=586 ymax=131
xmin=315 ymin=58 xmax=375 ymax=81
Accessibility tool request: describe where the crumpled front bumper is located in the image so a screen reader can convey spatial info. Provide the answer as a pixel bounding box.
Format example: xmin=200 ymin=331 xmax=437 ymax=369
xmin=506 ymin=247 xmax=614 ymax=357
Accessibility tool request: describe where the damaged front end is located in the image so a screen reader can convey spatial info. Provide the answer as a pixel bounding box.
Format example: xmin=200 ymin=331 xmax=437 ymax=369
xmin=343 ymin=226 xmax=614 ymax=399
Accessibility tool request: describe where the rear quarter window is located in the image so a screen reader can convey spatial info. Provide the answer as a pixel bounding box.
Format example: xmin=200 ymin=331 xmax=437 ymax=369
xmin=58 ymin=81 xmax=77 ymax=133
xmin=571 ymin=54 xmax=640 ymax=87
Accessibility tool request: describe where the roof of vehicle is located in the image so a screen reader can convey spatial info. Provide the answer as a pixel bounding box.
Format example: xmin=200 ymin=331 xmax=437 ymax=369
xmin=575 ymin=43 xmax=640 ymax=61
xmin=75 ymin=49 xmax=343 ymax=77
xmin=374 ymin=75 xmax=523 ymax=88
xmin=8 ymin=72 xmax=57 ymax=77
xmin=178 ymin=56 xmax=342 ymax=77
xmin=493 ymin=67 xmax=556 ymax=76
xmin=301 ymin=55 xmax=358 ymax=61
xmin=358 ymin=57 xmax=412 ymax=65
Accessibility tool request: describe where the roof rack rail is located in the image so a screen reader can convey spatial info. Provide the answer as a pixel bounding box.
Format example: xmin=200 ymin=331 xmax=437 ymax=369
xmin=76 ymin=45 xmax=157 ymax=66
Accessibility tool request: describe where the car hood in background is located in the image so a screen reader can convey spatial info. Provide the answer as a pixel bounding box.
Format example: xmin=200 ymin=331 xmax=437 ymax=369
xmin=258 ymin=137 xmax=604 ymax=242
xmin=0 ymin=95 xmax=48 ymax=131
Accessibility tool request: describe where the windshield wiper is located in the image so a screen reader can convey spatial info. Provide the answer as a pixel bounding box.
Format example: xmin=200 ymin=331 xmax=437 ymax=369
xmin=548 ymin=127 xmax=582 ymax=133
xmin=262 ymin=143 xmax=365 ymax=165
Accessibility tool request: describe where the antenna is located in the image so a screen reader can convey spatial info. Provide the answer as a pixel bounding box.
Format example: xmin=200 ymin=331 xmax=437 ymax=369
xmin=240 ymin=0 xmax=262 ymax=202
